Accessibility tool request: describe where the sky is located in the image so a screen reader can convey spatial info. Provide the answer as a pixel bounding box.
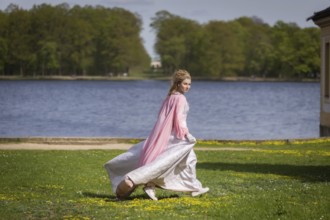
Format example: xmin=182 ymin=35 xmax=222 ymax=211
xmin=1 ymin=0 xmax=329 ymax=58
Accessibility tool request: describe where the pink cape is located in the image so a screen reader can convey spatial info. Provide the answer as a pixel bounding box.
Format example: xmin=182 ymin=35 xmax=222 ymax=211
xmin=138 ymin=93 xmax=189 ymax=166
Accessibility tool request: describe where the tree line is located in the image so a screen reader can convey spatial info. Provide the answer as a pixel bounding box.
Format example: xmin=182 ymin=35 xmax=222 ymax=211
xmin=0 ymin=5 xmax=321 ymax=79
xmin=152 ymin=11 xmax=320 ymax=79
xmin=0 ymin=4 xmax=150 ymax=77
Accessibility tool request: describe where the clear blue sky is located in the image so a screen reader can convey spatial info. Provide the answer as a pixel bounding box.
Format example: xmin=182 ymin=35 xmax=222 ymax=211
xmin=1 ymin=0 xmax=329 ymax=58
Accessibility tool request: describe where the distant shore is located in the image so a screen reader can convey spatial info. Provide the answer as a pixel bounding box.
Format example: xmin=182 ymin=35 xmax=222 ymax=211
xmin=0 ymin=75 xmax=320 ymax=82
xmin=0 ymin=136 xmax=329 ymax=145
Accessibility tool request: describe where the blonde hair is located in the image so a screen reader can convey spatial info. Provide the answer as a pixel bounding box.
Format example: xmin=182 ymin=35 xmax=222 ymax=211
xmin=168 ymin=69 xmax=191 ymax=96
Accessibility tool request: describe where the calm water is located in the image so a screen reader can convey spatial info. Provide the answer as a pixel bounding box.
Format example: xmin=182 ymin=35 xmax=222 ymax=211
xmin=0 ymin=80 xmax=320 ymax=140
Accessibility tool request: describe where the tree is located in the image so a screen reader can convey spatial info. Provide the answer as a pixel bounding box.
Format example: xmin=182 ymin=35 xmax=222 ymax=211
xmin=271 ymin=21 xmax=300 ymax=78
xmin=94 ymin=7 xmax=150 ymax=75
xmin=0 ymin=11 xmax=8 ymax=74
xmin=235 ymin=17 xmax=274 ymax=77
xmin=203 ymin=21 xmax=245 ymax=77
xmin=291 ymin=27 xmax=320 ymax=78
xmin=5 ymin=6 xmax=34 ymax=76
xmin=151 ymin=11 xmax=201 ymax=74
xmin=30 ymin=4 xmax=68 ymax=75
xmin=0 ymin=4 xmax=320 ymax=79
xmin=0 ymin=4 xmax=150 ymax=76
xmin=37 ymin=41 xmax=59 ymax=76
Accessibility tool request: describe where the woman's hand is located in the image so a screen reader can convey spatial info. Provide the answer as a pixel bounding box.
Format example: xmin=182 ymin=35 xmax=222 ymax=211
xmin=186 ymin=133 xmax=197 ymax=143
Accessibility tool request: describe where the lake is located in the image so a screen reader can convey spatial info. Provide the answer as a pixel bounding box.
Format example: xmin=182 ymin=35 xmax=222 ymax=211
xmin=0 ymin=80 xmax=320 ymax=140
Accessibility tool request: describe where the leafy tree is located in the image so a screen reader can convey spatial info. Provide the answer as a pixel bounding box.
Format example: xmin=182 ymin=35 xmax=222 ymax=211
xmin=37 ymin=41 xmax=59 ymax=76
xmin=181 ymin=28 xmax=210 ymax=77
xmin=0 ymin=5 xmax=320 ymax=79
xmin=291 ymin=27 xmax=320 ymax=78
xmin=0 ymin=11 xmax=8 ymax=74
xmin=64 ymin=6 xmax=95 ymax=75
xmin=5 ymin=6 xmax=34 ymax=76
xmin=29 ymin=4 xmax=67 ymax=75
xmin=151 ymin=13 xmax=320 ymax=79
xmin=93 ymin=7 xmax=149 ymax=75
xmin=271 ymin=21 xmax=300 ymax=78
xmin=0 ymin=4 xmax=150 ymax=76
xmin=203 ymin=21 xmax=245 ymax=77
xmin=151 ymin=11 xmax=201 ymax=74
xmin=235 ymin=17 xmax=274 ymax=78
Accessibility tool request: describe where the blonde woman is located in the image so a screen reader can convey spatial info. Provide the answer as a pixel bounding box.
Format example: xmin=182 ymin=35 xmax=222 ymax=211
xmin=104 ymin=69 xmax=209 ymax=200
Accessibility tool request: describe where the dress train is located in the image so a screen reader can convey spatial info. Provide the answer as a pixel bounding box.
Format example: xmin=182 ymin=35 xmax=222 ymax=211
xmin=104 ymin=136 xmax=207 ymax=198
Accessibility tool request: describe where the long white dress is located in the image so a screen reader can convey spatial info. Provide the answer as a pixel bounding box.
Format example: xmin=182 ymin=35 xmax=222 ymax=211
xmin=104 ymin=93 xmax=207 ymax=197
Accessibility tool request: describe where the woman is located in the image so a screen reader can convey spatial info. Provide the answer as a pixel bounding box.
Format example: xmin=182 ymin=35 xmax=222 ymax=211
xmin=104 ymin=69 xmax=209 ymax=200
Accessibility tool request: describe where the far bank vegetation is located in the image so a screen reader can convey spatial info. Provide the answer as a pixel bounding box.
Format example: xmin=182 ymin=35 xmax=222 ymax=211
xmin=0 ymin=5 xmax=320 ymax=80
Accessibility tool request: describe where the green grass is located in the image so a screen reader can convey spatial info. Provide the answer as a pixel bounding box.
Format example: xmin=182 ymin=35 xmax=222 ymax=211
xmin=0 ymin=142 xmax=329 ymax=220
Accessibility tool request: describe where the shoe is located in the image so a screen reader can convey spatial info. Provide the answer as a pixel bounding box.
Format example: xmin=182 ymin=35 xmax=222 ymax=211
xmin=143 ymin=186 xmax=158 ymax=201
xmin=116 ymin=177 xmax=134 ymax=200
xmin=192 ymin=187 xmax=209 ymax=197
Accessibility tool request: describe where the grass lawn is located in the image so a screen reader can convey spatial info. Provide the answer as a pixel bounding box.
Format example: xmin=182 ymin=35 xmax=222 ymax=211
xmin=0 ymin=140 xmax=329 ymax=219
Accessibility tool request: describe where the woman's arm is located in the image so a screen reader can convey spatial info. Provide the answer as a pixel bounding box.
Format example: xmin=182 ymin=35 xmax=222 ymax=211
xmin=173 ymin=95 xmax=189 ymax=140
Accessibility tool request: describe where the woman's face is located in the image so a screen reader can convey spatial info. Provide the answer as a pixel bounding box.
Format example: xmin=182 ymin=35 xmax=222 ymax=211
xmin=178 ymin=78 xmax=191 ymax=94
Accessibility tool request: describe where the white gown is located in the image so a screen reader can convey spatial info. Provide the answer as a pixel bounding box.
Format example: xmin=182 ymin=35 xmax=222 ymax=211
xmin=104 ymin=97 xmax=207 ymax=197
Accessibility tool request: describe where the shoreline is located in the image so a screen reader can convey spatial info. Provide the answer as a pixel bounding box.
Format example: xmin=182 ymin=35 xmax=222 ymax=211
xmin=0 ymin=75 xmax=320 ymax=82
xmin=0 ymin=136 xmax=329 ymax=145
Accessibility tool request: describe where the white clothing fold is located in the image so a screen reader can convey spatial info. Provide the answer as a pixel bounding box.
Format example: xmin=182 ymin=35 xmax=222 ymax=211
xmin=104 ymin=135 xmax=205 ymax=196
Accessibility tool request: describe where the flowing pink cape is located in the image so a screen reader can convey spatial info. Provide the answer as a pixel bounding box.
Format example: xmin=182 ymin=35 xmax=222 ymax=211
xmin=139 ymin=93 xmax=189 ymax=166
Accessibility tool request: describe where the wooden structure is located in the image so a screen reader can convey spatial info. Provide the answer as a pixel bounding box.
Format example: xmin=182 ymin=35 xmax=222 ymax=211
xmin=309 ymin=7 xmax=330 ymax=136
